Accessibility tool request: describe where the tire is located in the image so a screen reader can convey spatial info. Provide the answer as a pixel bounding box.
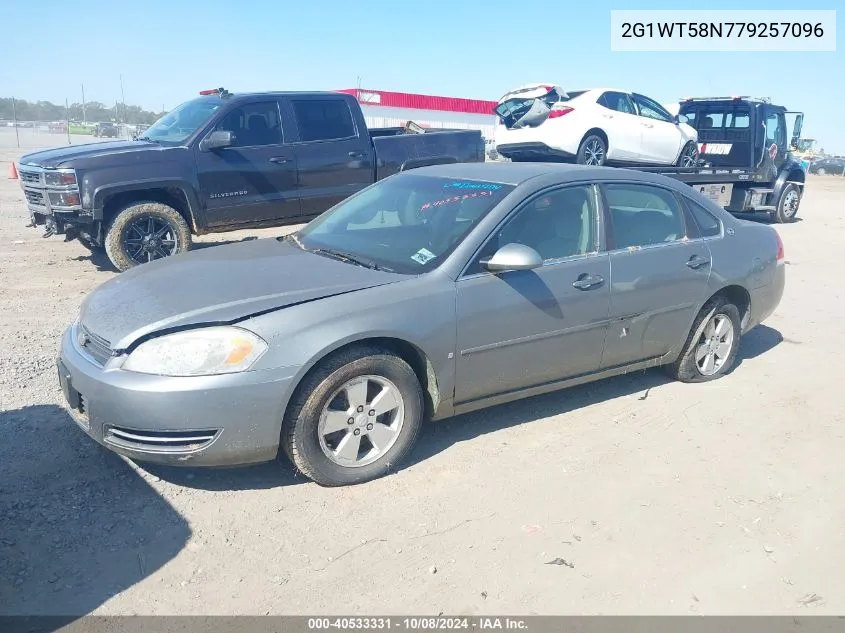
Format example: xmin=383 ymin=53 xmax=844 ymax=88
xmin=281 ymin=346 xmax=425 ymax=487
xmin=816 ymin=168 xmax=826 ymax=175
xmin=576 ymin=134 xmax=607 ymax=166
xmin=676 ymin=141 xmax=699 ymax=168
xmin=666 ymin=296 xmax=742 ymax=383
xmin=104 ymin=201 xmax=191 ymax=272
xmin=770 ymin=183 xmax=801 ymax=224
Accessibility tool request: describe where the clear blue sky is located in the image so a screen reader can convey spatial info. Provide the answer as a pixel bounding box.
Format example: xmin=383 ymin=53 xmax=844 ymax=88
xmin=0 ymin=0 xmax=841 ymax=152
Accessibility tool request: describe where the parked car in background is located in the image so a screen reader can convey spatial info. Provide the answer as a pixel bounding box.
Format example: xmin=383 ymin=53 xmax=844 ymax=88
xmin=494 ymin=85 xmax=699 ymax=167
xmin=808 ymin=156 xmax=845 ymax=175
xmin=93 ymin=122 xmax=118 ymax=138
xmin=17 ymin=88 xmax=486 ymax=272
xmin=57 ymin=162 xmax=785 ymax=487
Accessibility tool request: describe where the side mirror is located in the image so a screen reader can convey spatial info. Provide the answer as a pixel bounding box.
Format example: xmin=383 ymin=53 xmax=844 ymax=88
xmin=201 ymin=130 xmax=234 ymax=151
xmin=481 ymin=243 xmax=543 ymax=273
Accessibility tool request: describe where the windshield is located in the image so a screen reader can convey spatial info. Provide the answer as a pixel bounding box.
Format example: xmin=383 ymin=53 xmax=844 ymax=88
xmin=296 ymin=174 xmax=515 ymax=274
xmin=141 ymin=97 xmax=222 ymax=145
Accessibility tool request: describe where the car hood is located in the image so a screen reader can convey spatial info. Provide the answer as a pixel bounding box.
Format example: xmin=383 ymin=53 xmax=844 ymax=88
xmin=18 ymin=140 xmax=171 ymax=169
xmin=79 ymin=238 xmax=407 ymax=351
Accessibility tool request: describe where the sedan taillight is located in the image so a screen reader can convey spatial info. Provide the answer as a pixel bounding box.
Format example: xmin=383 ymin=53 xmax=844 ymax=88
xmin=548 ymin=106 xmax=574 ymax=119
xmin=775 ymin=230 xmax=784 ymax=261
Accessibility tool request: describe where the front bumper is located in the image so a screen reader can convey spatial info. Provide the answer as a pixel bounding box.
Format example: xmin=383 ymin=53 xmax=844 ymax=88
xmin=58 ymin=323 xmax=300 ymax=467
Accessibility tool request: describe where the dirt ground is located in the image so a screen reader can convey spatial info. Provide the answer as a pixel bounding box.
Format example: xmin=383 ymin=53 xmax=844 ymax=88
xmin=2 ymin=132 xmax=845 ymax=617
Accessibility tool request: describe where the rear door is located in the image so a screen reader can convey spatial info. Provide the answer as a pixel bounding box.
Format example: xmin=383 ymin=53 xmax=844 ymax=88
xmin=595 ymin=91 xmax=642 ymax=161
xmin=599 ymin=182 xmax=713 ymax=369
xmin=630 ymin=93 xmax=685 ymax=164
xmin=283 ymin=95 xmax=374 ymax=218
xmin=195 ymin=99 xmax=300 ymax=227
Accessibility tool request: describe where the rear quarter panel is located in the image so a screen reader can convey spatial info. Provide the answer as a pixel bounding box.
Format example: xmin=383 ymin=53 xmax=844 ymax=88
xmin=373 ymin=130 xmax=484 ymax=181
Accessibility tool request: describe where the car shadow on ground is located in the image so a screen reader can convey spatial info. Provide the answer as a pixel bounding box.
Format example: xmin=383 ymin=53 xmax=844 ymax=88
xmin=147 ymin=324 xmax=784 ymax=490
xmin=0 ymin=404 xmax=190 ymax=625
xmin=407 ymin=324 xmax=784 ymax=469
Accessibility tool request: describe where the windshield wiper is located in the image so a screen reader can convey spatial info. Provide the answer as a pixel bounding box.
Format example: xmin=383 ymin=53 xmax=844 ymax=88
xmin=310 ymin=247 xmax=388 ymax=271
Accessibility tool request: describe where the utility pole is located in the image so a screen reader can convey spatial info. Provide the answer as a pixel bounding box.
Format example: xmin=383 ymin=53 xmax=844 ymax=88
xmin=119 ymin=74 xmax=127 ymax=136
xmin=65 ymin=98 xmax=71 ymax=145
xmin=12 ymin=97 xmax=19 ymax=148
xmin=81 ymin=83 xmax=86 ymax=123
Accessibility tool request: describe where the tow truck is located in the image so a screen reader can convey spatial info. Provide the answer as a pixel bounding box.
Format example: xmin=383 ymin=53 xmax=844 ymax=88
xmin=642 ymin=96 xmax=806 ymax=223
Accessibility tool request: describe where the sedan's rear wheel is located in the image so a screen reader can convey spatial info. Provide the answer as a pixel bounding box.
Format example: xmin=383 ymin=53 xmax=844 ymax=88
xmin=576 ymin=134 xmax=607 ymax=166
xmin=282 ymin=346 xmax=424 ymax=487
xmin=666 ymin=296 xmax=741 ymax=383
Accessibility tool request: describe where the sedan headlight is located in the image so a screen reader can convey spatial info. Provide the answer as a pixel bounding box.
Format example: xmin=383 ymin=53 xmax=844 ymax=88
xmin=122 ymin=326 xmax=268 ymax=376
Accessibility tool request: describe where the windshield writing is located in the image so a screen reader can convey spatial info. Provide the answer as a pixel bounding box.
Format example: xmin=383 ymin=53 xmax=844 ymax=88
xmin=297 ymin=174 xmax=514 ymax=274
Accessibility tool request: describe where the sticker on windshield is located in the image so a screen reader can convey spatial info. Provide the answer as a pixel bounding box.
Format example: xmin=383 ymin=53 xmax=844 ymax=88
xmin=411 ymin=248 xmax=436 ymax=265
xmin=445 ymin=182 xmax=503 ymax=191
xmin=420 ymin=190 xmax=492 ymax=212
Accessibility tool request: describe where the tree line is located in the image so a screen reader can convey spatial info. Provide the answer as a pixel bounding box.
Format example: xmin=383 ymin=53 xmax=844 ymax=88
xmin=0 ymin=97 xmax=166 ymax=125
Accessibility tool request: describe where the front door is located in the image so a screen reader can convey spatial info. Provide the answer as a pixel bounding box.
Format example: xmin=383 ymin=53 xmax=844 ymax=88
xmin=285 ymin=96 xmax=375 ymax=218
xmin=195 ymin=99 xmax=300 ymax=228
xmin=630 ymin=93 xmax=684 ymax=164
xmin=454 ymin=184 xmax=612 ymax=405
xmin=596 ymin=91 xmax=642 ymax=161
xmin=599 ymin=182 xmax=713 ymax=369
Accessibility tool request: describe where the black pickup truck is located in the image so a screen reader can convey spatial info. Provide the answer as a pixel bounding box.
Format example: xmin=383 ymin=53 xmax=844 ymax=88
xmin=17 ymin=88 xmax=485 ymax=271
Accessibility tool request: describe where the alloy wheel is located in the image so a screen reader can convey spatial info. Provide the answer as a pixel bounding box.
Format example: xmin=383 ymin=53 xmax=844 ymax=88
xmin=695 ymin=314 xmax=735 ymax=376
xmin=123 ymin=215 xmax=180 ymax=264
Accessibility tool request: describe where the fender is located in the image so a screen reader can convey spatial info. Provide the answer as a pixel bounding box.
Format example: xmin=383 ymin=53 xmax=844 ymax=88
xmin=91 ymin=178 xmax=203 ymax=230
xmin=770 ymin=158 xmax=806 ymax=204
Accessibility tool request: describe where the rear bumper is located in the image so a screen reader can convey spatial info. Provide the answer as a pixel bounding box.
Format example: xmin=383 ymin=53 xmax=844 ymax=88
xmin=58 ymin=323 xmax=300 ymax=467
xmin=746 ymin=262 xmax=786 ymax=332
xmin=495 ymin=142 xmax=576 ymax=162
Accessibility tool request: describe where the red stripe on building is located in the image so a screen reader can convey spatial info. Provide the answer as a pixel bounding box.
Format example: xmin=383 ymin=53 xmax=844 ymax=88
xmin=335 ymin=89 xmax=497 ymax=116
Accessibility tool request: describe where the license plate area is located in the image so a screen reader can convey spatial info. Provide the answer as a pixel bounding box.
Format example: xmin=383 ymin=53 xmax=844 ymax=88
xmin=694 ymin=183 xmax=733 ymax=208
xmin=57 ymin=360 xmax=89 ymax=430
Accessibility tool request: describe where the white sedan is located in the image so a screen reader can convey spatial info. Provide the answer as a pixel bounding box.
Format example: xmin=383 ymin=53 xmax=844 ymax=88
xmin=494 ymin=85 xmax=699 ymax=167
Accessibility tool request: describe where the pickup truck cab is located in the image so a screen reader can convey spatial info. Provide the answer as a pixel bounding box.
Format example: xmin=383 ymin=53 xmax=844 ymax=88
xmin=18 ymin=88 xmax=485 ymax=271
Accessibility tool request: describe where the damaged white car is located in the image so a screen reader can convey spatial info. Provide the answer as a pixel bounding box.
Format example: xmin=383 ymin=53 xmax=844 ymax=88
xmin=493 ymin=85 xmax=699 ymax=167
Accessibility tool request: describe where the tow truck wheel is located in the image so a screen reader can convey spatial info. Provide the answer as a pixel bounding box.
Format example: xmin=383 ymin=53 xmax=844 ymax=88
xmin=771 ymin=183 xmax=800 ymax=224
xmin=104 ymin=201 xmax=192 ymax=272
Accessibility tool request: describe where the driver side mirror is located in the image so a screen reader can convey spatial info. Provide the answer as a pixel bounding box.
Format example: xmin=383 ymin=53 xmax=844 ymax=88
xmin=201 ymin=129 xmax=234 ymax=151
xmin=480 ymin=243 xmax=543 ymax=273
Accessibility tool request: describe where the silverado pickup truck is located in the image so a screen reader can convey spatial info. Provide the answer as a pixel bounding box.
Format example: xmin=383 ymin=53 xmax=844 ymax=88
xmin=17 ymin=88 xmax=486 ymax=271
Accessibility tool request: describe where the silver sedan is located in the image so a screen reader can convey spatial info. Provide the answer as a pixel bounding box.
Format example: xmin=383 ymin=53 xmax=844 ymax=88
xmin=58 ymin=163 xmax=786 ymax=486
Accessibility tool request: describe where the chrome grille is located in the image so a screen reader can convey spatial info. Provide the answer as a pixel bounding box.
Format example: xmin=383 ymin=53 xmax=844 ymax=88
xmin=24 ymin=190 xmax=45 ymax=205
xmin=104 ymin=426 xmax=219 ymax=454
xmin=19 ymin=171 xmax=42 ymax=185
xmin=78 ymin=323 xmax=113 ymax=365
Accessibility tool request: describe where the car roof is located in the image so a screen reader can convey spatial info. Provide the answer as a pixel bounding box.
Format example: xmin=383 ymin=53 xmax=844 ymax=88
xmin=408 ymin=162 xmax=690 ymax=188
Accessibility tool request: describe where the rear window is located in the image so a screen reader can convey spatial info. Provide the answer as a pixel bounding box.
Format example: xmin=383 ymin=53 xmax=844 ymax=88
xmin=681 ymin=106 xmax=751 ymax=130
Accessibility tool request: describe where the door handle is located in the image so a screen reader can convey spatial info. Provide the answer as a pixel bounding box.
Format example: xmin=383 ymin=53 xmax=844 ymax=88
xmin=348 ymin=151 xmax=365 ymax=158
xmin=268 ymin=157 xmax=289 ymax=164
xmin=686 ymin=255 xmax=710 ymax=270
xmin=572 ymin=273 xmax=605 ymax=290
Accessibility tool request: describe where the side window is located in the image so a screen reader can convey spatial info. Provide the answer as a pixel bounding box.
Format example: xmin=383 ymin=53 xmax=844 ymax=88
xmin=215 ymin=102 xmax=281 ymax=147
xmin=765 ymin=112 xmax=786 ymax=148
xmin=598 ymin=91 xmax=635 ymax=115
xmin=604 ymin=184 xmax=687 ymax=249
xmin=632 ymin=94 xmax=673 ymax=123
xmin=684 ymin=198 xmax=722 ymax=237
xmin=476 ymin=185 xmax=597 ymax=269
xmin=292 ymin=99 xmax=357 ymax=142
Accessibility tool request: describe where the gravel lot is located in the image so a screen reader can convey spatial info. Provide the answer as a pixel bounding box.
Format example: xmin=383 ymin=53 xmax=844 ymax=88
xmin=2 ymin=132 xmax=845 ymax=617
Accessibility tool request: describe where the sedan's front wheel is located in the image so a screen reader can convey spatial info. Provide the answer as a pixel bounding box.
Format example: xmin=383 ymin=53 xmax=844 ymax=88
xmin=282 ymin=346 xmax=424 ymax=487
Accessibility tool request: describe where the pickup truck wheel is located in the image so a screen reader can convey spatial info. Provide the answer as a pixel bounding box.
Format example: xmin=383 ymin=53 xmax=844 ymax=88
xmin=281 ymin=346 xmax=424 ymax=487
xmin=771 ymin=183 xmax=800 ymax=224
xmin=104 ymin=202 xmax=191 ymax=272
xmin=576 ymin=134 xmax=606 ymax=166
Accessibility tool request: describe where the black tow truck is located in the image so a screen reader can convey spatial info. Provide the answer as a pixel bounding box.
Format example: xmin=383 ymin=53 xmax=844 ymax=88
xmin=17 ymin=88 xmax=486 ymax=271
xmin=639 ymin=96 xmax=807 ymax=223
